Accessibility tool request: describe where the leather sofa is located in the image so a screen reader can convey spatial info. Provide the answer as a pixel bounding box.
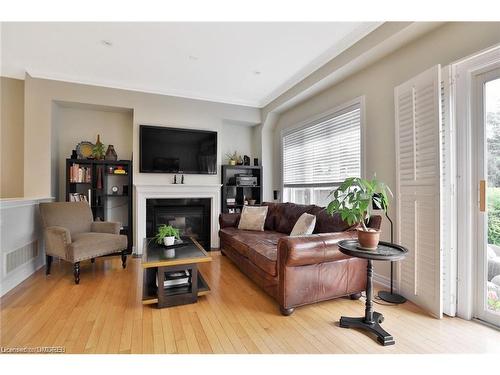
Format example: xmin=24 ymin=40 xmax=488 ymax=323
xmin=219 ymin=202 xmax=381 ymax=315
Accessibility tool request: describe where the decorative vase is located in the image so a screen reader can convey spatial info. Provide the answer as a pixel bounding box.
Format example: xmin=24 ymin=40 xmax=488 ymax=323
xmin=357 ymin=228 xmax=381 ymax=250
xmin=237 ymin=155 xmax=244 ymax=165
xmin=163 ymin=236 xmax=176 ymax=246
xmin=229 ymin=159 xmax=236 ymax=166
xmin=94 ymin=134 xmax=105 ymax=160
xmin=105 ymin=145 xmax=118 ymax=161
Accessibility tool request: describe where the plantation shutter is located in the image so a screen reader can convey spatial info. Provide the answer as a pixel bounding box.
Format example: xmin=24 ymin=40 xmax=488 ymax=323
xmin=395 ymin=65 xmax=443 ymax=318
xmin=283 ymin=104 xmax=361 ymax=188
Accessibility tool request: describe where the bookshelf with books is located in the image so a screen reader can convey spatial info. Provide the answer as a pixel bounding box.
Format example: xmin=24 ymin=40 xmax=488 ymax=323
xmin=66 ymin=159 xmax=133 ymax=252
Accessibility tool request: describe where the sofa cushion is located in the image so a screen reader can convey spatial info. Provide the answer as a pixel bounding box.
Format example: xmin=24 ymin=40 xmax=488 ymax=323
xmin=219 ymin=227 xmax=286 ymax=276
xmin=275 ymin=203 xmax=316 ymax=234
xmin=290 ymin=213 xmax=316 ymax=236
xmin=238 ymin=206 xmax=268 ymax=231
xmin=69 ymin=232 xmax=127 ymax=262
xmin=219 ymin=227 xmax=252 ymax=257
xmin=311 ymin=207 xmax=354 ymax=234
xmin=247 ymin=239 xmax=279 ymax=276
xmin=262 ymin=202 xmax=279 ymax=230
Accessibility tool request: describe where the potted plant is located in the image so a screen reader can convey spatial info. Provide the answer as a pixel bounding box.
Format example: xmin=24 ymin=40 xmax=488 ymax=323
xmin=327 ymin=176 xmax=392 ymax=250
xmin=225 ymin=151 xmax=238 ymax=166
xmin=153 ymin=224 xmax=181 ymax=246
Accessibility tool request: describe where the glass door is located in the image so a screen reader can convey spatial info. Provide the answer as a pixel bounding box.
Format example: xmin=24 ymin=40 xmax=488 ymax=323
xmin=475 ymin=68 xmax=500 ymax=327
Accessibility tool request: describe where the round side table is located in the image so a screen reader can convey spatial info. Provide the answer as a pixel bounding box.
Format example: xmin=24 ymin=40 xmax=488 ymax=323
xmin=338 ymin=239 xmax=408 ymax=346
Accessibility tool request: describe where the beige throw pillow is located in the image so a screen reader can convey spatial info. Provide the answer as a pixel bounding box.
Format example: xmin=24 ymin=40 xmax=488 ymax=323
xmin=238 ymin=206 xmax=268 ymax=231
xmin=290 ymin=213 xmax=316 ymax=236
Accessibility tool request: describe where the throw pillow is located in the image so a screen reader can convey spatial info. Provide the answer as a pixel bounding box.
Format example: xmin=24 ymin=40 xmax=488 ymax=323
xmin=290 ymin=212 xmax=316 ymax=236
xmin=238 ymin=206 xmax=269 ymax=231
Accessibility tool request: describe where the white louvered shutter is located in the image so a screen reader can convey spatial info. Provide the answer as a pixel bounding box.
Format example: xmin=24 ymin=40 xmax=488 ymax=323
xmin=395 ymin=65 xmax=443 ymax=318
xmin=283 ymin=104 xmax=361 ymax=188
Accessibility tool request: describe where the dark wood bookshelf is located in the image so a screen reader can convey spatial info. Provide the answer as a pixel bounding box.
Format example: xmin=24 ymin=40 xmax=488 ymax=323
xmin=65 ymin=159 xmax=133 ymax=253
xmin=221 ymin=164 xmax=262 ymax=213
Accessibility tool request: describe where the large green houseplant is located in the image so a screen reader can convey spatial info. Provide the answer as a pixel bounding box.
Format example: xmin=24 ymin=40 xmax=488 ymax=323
xmin=327 ymin=176 xmax=392 ymax=249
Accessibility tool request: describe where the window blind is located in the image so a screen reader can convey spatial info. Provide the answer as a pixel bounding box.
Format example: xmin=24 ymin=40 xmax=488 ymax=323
xmin=282 ymin=104 xmax=361 ymax=188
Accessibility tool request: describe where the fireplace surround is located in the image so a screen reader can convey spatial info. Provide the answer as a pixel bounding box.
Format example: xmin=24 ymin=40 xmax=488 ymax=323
xmin=135 ymin=184 xmax=221 ymax=255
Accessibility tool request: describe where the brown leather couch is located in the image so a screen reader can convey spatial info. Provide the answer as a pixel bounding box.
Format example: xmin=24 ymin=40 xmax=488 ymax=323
xmin=219 ymin=202 xmax=381 ymax=315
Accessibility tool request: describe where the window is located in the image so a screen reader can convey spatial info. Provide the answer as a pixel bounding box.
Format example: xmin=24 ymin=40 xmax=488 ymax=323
xmin=282 ymin=100 xmax=363 ymax=206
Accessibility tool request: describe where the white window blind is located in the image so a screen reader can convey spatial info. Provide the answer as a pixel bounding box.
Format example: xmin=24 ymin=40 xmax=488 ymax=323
xmin=282 ymin=104 xmax=361 ymax=189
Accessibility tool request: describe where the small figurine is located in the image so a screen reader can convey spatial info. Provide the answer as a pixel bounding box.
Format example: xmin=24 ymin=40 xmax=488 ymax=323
xmin=173 ymin=175 xmax=177 ymax=184
xmin=181 ymin=175 xmax=185 ymax=184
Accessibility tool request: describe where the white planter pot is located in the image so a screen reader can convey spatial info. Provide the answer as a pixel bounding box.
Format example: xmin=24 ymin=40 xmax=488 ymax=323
xmin=163 ymin=236 xmax=176 ymax=246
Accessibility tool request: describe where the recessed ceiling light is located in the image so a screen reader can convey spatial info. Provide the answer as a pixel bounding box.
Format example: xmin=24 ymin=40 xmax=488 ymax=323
xmin=253 ymin=71 xmax=261 ymax=75
xmin=101 ymin=40 xmax=113 ymax=47
xmin=188 ymin=55 xmax=199 ymax=61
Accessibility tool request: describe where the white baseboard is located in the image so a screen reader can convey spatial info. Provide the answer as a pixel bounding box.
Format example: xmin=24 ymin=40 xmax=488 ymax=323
xmin=1 ymin=254 xmax=45 ymax=297
xmin=373 ymin=272 xmax=392 ymax=290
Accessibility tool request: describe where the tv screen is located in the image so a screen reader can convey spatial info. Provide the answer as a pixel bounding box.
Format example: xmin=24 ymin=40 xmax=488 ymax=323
xmin=140 ymin=125 xmax=217 ymax=174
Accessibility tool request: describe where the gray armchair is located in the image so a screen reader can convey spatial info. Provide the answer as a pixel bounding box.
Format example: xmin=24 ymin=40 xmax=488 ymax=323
xmin=39 ymin=202 xmax=128 ymax=284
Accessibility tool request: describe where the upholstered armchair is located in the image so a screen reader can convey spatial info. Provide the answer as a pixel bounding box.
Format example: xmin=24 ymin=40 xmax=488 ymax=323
xmin=39 ymin=202 xmax=128 ymax=284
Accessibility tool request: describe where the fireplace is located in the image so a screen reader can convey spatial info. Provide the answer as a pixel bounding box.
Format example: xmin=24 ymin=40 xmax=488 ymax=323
xmin=146 ymin=198 xmax=211 ymax=250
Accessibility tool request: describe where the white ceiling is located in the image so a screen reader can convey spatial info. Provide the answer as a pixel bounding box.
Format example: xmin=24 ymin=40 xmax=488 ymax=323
xmin=1 ymin=22 xmax=381 ymax=107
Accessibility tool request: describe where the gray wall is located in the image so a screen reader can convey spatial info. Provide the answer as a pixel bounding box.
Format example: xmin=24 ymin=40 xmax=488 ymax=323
xmin=271 ymin=22 xmax=500 ymax=279
xmin=1 ymin=77 xmax=24 ymax=198
xmin=23 ymin=75 xmax=261 ymax=198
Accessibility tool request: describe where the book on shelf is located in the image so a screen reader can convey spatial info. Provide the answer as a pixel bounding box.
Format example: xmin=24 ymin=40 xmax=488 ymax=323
xmin=68 ymin=192 xmax=89 ymax=203
xmin=69 ymin=163 xmax=92 ymax=183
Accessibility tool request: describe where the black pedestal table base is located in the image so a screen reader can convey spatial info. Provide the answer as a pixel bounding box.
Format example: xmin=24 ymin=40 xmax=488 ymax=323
xmin=340 ymin=312 xmax=394 ymax=346
xmin=337 ymin=240 xmax=408 ymax=347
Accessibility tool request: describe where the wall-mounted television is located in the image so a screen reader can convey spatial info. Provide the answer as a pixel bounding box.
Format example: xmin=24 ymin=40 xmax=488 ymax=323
xmin=140 ymin=125 xmax=217 ymax=174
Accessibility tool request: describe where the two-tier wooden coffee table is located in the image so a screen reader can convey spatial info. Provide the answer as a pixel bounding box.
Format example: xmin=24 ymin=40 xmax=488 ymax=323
xmin=142 ymin=237 xmax=212 ymax=308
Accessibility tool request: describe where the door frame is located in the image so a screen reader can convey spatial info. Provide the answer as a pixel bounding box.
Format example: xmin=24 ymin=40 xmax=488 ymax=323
xmin=473 ymin=67 xmax=500 ymax=326
xmin=453 ymin=44 xmax=500 ymax=320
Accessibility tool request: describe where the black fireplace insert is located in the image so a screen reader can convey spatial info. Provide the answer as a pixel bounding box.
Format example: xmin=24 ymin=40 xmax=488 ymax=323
xmin=146 ymin=198 xmax=211 ymax=250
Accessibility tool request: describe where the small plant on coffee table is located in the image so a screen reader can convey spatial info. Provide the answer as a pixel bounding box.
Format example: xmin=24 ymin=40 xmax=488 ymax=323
xmin=154 ymin=224 xmax=181 ymax=246
xmin=327 ymin=176 xmax=392 ymax=249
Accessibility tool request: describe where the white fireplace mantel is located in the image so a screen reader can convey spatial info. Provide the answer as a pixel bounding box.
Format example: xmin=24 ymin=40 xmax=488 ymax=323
xmin=135 ymin=184 xmax=222 ymax=254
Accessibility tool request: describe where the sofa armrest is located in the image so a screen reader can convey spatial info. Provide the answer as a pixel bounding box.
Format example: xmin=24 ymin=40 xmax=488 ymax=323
xmin=91 ymin=221 xmax=121 ymax=235
xmin=219 ymin=213 xmax=241 ymax=228
xmin=45 ymin=226 xmax=72 ymax=259
xmin=277 ymin=231 xmax=357 ymax=268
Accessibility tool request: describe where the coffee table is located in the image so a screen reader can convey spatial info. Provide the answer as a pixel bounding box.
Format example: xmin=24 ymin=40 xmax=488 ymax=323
xmin=142 ymin=236 xmax=212 ymax=308
xmin=337 ymin=240 xmax=408 ymax=346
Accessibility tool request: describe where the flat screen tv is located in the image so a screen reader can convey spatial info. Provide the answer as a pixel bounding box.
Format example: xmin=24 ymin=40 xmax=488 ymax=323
xmin=140 ymin=125 xmax=217 ymax=174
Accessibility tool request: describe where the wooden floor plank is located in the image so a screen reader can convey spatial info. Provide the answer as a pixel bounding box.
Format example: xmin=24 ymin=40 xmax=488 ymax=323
xmin=1 ymin=251 xmax=499 ymax=354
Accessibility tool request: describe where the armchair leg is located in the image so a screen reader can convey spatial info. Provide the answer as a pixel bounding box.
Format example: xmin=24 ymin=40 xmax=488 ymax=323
xmin=91 ymin=258 xmax=95 ymax=263
xmin=46 ymin=255 xmax=53 ymax=275
xmin=74 ymin=262 xmax=80 ymax=284
xmin=121 ymin=250 xmax=127 ymax=269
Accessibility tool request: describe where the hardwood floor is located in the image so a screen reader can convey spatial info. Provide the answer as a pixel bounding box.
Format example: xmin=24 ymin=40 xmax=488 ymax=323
xmin=1 ymin=251 xmax=499 ymax=354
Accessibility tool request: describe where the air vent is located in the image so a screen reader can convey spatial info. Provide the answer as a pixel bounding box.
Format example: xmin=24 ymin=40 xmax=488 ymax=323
xmin=5 ymin=241 xmax=39 ymax=274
